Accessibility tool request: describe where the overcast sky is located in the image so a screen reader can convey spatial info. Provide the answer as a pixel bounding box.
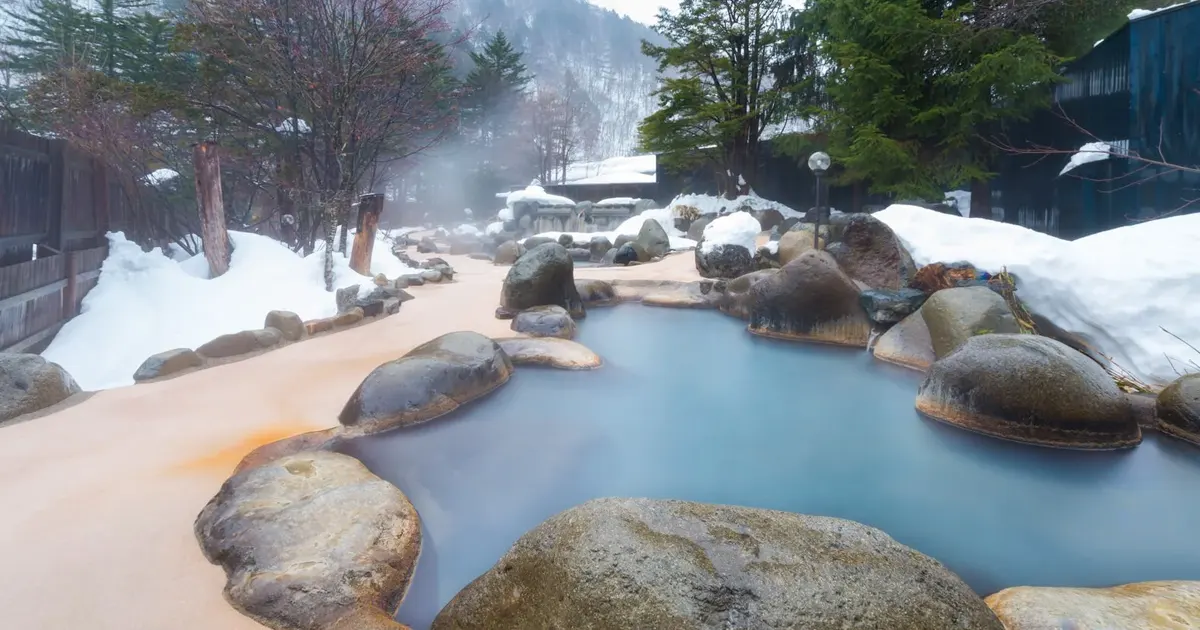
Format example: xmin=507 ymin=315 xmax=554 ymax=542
xmin=587 ymin=0 xmax=804 ymax=27
xmin=587 ymin=0 xmax=675 ymax=25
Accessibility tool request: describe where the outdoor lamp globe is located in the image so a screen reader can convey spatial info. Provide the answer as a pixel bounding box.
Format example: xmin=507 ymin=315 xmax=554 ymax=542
xmin=808 ymin=151 xmax=831 ymax=174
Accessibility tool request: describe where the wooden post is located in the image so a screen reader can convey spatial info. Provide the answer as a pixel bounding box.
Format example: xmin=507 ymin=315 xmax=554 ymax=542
xmin=193 ymin=141 xmax=232 ymax=277
xmin=349 ymin=193 xmax=384 ymax=275
xmin=63 ymin=250 xmax=78 ymax=317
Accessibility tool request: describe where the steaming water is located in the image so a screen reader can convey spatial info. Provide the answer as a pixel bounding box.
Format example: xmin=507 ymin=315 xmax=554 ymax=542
xmin=339 ymin=306 xmax=1200 ymax=628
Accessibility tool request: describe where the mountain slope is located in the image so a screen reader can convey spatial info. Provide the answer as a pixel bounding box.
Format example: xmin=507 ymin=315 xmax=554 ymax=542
xmin=450 ymin=0 xmax=665 ymax=158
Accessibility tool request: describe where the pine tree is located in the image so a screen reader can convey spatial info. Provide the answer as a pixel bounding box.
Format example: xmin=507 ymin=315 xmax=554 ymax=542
xmin=461 ymin=30 xmax=532 ymax=146
xmin=638 ymin=0 xmax=798 ymax=197
xmin=811 ymin=0 xmax=1063 ymax=200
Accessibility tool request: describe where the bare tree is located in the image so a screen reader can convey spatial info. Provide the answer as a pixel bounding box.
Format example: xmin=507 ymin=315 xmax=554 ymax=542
xmin=992 ymin=100 xmax=1200 ymax=220
xmin=185 ymin=0 xmax=460 ymax=271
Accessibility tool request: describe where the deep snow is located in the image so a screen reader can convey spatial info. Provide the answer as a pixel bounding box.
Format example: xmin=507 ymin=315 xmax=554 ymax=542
xmin=700 ymin=212 xmax=761 ymax=254
xmin=875 ymin=204 xmax=1200 ymax=386
xmin=41 ymin=230 xmax=420 ymax=390
xmin=564 ymin=155 xmax=655 ymax=184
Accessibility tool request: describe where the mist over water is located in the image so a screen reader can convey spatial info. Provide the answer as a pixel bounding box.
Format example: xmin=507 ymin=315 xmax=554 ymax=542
xmin=339 ymin=306 xmax=1200 ymax=629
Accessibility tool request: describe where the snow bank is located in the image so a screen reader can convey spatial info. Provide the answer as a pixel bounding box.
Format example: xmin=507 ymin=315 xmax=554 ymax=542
xmin=700 ymin=211 xmax=761 ymax=254
xmin=565 ymin=155 xmax=656 ymax=184
xmin=666 ymin=193 xmax=804 ymax=219
xmin=506 ymin=184 xmax=575 ymax=207
xmin=875 ymin=204 xmax=1200 ymax=385
xmin=42 ymin=230 xmax=419 ymax=391
xmin=486 ymin=221 xmax=505 ymax=236
xmin=498 ymin=207 xmax=514 ymax=221
xmin=596 ymin=197 xmax=640 ymax=206
xmin=1060 ymin=142 xmax=1111 ymax=176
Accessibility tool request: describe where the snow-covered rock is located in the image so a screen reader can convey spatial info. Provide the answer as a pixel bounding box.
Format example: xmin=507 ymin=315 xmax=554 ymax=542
xmin=41 ymin=231 xmax=420 ymax=391
xmin=695 ymin=212 xmax=762 ymax=279
xmin=506 ymin=184 xmax=575 ymax=208
xmin=875 ymin=204 xmax=1200 ymax=386
xmin=144 ymin=168 xmax=180 ymax=187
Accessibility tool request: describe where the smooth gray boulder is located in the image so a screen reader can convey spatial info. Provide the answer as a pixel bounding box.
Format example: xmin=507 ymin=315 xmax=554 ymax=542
xmin=432 ymin=498 xmax=1003 ymax=630
xmin=916 ymin=334 xmax=1140 ymax=449
xmin=498 ymin=243 xmax=585 ymax=319
xmin=511 ymin=305 xmax=577 ymax=339
xmin=195 ymin=451 xmax=419 ymax=630
xmin=265 ymin=310 xmax=305 ymax=342
xmin=921 ymin=286 xmax=1020 ymax=358
xmin=338 ymin=331 xmax=513 ymax=435
xmin=1157 ymin=373 xmax=1200 ymax=447
xmin=133 ymin=348 xmax=204 ymax=382
xmin=0 ymin=353 xmax=81 ymax=422
xmin=635 ymin=218 xmax=671 ymax=259
xmin=746 ymin=250 xmax=872 ymax=347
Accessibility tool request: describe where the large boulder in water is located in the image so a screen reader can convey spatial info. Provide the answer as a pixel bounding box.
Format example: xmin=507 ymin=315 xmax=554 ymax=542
xmin=511 ymin=305 xmax=577 ymax=339
xmin=746 ymin=250 xmax=873 ymax=347
xmin=921 ymin=286 xmax=1019 ymax=358
xmin=828 ymin=214 xmax=917 ymax=290
xmin=587 ymin=235 xmax=612 ymax=262
xmin=635 ymin=218 xmax=671 ymax=259
xmin=985 ymin=581 xmax=1200 ymax=630
xmin=338 ymin=331 xmax=513 ymax=435
xmin=432 ymin=498 xmax=1003 ymax=630
xmin=916 ymin=334 xmax=1140 ymax=449
xmin=0 ymin=353 xmax=81 ymax=422
xmin=860 ymin=288 xmax=928 ymax=326
xmin=873 ymin=309 xmax=936 ymax=372
xmin=575 ymin=279 xmax=615 ymax=304
xmin=195 ymin=451 xmax=420 ymax=630
xmin=498 ymin=243 xmax=585 ymax=319
xmin=713 ymin=269 xmax=777 ymax=320
xmin=1157 ymin=373 xmax=1200 ymax=447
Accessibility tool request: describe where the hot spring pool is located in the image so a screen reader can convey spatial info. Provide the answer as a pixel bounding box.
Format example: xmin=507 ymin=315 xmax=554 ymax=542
xmin=338 ymin=305 xmax=1200 ymax=628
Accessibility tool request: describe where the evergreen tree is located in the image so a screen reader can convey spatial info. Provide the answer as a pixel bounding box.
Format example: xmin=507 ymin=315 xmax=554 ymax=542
xmin=811 ymin=0 xmax=1063 ymax=200
xmin=461 ymin=30 xmax=532 ymax=146
xmin=638 ymin=0 xmax=798 ymax=196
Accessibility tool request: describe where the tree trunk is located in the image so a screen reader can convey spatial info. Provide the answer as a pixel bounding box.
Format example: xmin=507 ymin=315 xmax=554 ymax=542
xmin=193 ymin=141 xmax=232 ymax=277
xmin=337 ymin=205 xmax=350 ymax=254
xmin=970 ymin=178 xmax=991 ymax=218
xmin=323 ymin=204 xmax=337 ymax=292
xmin=349 ymin=194 xmax=383 ymax=276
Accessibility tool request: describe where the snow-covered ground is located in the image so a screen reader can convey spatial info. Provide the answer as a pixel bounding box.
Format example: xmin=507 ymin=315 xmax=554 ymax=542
xmin=41 ymin=230 xmax=421 ymax=391
xmin=700 ymin=212 xmax=761 ymax=254
xmin=876 ymin=204 xmax=1200 ymax=386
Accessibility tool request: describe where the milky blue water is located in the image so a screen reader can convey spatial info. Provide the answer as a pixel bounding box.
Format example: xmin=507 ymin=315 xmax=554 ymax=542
xmin=339 ymin=305 xmax=1200 ymax=629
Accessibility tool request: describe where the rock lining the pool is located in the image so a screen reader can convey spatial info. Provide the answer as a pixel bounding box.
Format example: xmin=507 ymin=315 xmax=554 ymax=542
xmin=495 ymin=337 xmax=602 ymax=370
xmin=746 ymin=250 xmax=873 ymax=347
xmin=338 ymin=331 xmax=514 ymax=436
xmin=432 ymin=498 xmax=1005 ymax=630
xmin=916 ymin=334 xmax=1141 ymax=449
xmin=195 ymin=451 xmax=419 ymax=630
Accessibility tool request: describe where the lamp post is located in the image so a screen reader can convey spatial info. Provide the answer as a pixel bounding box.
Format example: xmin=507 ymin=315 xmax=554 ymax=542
xmin=807 ymin=151 xmax=831 ymax=250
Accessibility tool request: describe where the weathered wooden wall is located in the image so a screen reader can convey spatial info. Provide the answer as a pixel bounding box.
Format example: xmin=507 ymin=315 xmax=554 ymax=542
xmin=1 ymin=124 xmax=126 ymax=351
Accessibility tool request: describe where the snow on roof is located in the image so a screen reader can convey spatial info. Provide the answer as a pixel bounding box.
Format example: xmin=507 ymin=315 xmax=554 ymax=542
xmin=564 ymin=155 xmax=656 ymax=184
xmin=875 ymin=204 xmax=1200 ymax=386
xmin=144 ymin=168 xmax=180 ymax=186
xmin=666 ymin=193 xmax=805 ymax=219
xmin=596 ymin=197 xmax=640 ymax=206
xmin=1129 ymin=0 xmax=1197 ymax=20
xmin=506 ymin=184 xmax=575 ymax=208
xmin=274 ymin=118 xmax=312 ymax=134
xmin=700 ymin=211 xmax=761 ymax=254
xmin=1060 ymin=142 xmax=1112 ymax=176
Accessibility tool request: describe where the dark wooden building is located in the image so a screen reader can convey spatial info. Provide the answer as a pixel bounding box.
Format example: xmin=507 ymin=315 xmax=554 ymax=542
xmin=992 ymin=2 xmax=1200 ymax=238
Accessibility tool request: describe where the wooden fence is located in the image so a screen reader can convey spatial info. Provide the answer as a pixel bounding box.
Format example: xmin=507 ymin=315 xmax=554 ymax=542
xmin=1 ymin=123 xmax=128 ymax=352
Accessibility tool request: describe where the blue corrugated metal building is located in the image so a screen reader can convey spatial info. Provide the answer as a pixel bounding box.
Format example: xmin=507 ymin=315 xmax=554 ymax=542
xmin=993 ymin=1 xmax=1200 ymax=238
